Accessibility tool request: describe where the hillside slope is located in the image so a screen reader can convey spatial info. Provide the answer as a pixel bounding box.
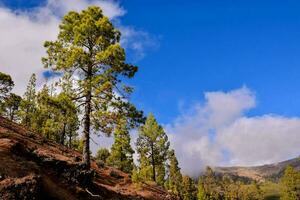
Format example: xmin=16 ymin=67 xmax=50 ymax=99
xmin=0 ymin=116 xmax=177 ymax=200
xmin=214 ymin=157 xmax=300 ymax=182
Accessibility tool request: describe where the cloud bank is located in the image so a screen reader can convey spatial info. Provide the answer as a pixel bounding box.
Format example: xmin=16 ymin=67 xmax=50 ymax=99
xmin=166 ymin=87 xmax=300 ymax=177
xmin=0 ymin=0 xmax=157 ymax=94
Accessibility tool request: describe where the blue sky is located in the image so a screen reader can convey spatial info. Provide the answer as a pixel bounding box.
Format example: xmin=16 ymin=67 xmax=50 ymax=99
xmin=1 ymin=0 xmax=300 ymax=172
xmin=2 ymin=0 xmax=300 ymax=123
xmin=122 ymin=0 xmax=300 ymax=123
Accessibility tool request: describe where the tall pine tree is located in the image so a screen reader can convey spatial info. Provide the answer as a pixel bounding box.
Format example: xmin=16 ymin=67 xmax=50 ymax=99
xmin=55 ymin=92 xmax=79 ymax=145
xmin=42 ymin=6 xmax=143 ymax=168
xmin=182 ymin=175 xmax=197 ymax=200
xmin=58 ymin=73 xmax=80 ymax=147
xmin=136 ymin=113 xmax=170 ymax=185
xmin=33 ymin=85 xmax=60 ymax=139
xmin=107 ymin=118 xmax=134 ymax=173
xmin=166 ymin=149 xmax=183 ymax=196
xmin=20 ymin=73 xmax=37 ymax=127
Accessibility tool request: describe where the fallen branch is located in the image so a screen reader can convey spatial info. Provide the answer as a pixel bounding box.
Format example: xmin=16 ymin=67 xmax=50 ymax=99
xmin=86 ymin=188 xmax=101 ymax=198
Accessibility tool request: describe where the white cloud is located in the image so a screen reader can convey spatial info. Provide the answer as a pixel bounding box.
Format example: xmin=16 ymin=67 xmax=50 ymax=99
xmin=0 ymin=6 xmax=58 ymax=94
xmin=204 ymin=86 xmax=255 ymax=128
xmin=120 ymin=26 xmax=160 ymax=61
xmin=44 ymin=0 xmax=125 ymax=19
xmin=166 ymin=87 xmax=300 ymax=177
xmin=218 ymin=115 xmax=300 ymax=166
xmin=0 ymin=0 xmax=156 ymax=95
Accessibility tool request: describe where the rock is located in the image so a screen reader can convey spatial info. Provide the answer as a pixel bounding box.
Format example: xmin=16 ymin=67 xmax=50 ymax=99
xmin=0 ymin=175 xmax=42 ymax=200
xmin=110 ymin=169 xmax=125 ymax=179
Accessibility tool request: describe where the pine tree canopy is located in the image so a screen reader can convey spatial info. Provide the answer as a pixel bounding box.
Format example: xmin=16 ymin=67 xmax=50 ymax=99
xmin=0 ymin=72 xmax=14 ymax=101
xmin=107 ymin=118 xmax=134 ymax=173
xmin=42 ymin=6 xmax=144 ymax=167
xmin=136 ymin=113 xmax=170 ymax=185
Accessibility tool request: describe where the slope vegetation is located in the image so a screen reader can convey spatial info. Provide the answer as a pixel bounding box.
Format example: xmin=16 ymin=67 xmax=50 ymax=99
xmin=0 ymin=116 xmax=177 ymax=200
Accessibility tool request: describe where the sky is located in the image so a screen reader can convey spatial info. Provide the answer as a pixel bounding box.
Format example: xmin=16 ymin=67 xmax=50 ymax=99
xmin=0 ymin=0 xmax=300 ymax=176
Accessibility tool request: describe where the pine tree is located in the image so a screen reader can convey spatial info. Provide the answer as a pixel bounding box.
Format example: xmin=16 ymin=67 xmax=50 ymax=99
xmin=242 ymin=182 xmax=264 ymax=200
xmin=20 ymin=74 xmax=37 ymax=127
xmin=131 ymin=164 xmax=141 ymax=183
xmin=29 ymin=83 xmax=80 ymax=145
xmin=42 ymin=6 xmax=143 ymax=168
xmin=0 ymin=93 xmax=22 ymax=122
xmin=55 ymin=92 xmax=79 ymax=145
xmin=33 ymin=85 xmax=60 ymax=139
xmin=136 ymin=113 xmax=170 ymax=185
xmin=197 ymin=178 xmax=208 ymax=200
xmin=182 ymin=175 xmax=197 ymax=200
xmin=202 ymin=166 xmax=220 ymax=200
xmin=138 ymin=152 xmax=153 ymax=182
xmin=107 ymin=118 xmax=134 ymax=173
xmin=156 ymin=163 xmax=166 ymax=186
xmin=0 ymin=72 xmax=14 ymax=102
xmin=95 ymin=148 xmax=110 ymax=165
xmin=280 ymin=165 xmax=300 ymax=200
xmin=166 ymin=149 xmax=183 ymax=196
xmin=220 ymin=175 xmax=233 ymax=200
xmin=58 ymin=73 xmax=80 ymax=147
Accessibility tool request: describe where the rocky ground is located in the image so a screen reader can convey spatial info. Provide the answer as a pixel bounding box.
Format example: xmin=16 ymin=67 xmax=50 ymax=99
xmin=0 ymin=116 xmax=177 ymax=200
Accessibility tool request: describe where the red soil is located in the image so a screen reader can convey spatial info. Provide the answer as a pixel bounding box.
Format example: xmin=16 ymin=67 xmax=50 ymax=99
xmin=0 ymin=116 xmax=177 ymax=200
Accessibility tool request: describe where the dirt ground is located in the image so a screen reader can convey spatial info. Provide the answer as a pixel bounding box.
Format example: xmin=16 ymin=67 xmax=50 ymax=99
xmin=0 ymin=116 xmax=177 ymax=200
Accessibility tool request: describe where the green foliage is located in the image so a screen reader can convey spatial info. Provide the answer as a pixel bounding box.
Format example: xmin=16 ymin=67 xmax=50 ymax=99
xmin=136 ymin=113 xmax=170 ymax=186
xmin=32 ymin=85 xmax=60 ymax=139
xmin=95 ymin=148 xmax=110 ymax=165
xmin=137 ymin=153 xmax=153 ymax=182
xmin=0 ymin=72 xmax=20 ymax=121
xmin=19 ymin=73 xmax=37 ymax=127
xmin=107 ymin=118 xmax=134 ymax=173
xmin=280 ymin=166 xmax=300 ymax=200
xmin=197 ymin=179 xmax=208 ymax=200
xmin=74 ymin=137 xmax=84 ymax=152
xmin=182 ymin=175 xmax=197 ymax=200
xmin=0 ymin=71 xmax=14 ymax=101
xmin=261 ymin=181 xmax=282 ymax=200
xmin=165 ymin=149 xmax=183 ymax=196
xmin=197 ymin=167 xmax=265 ymax=200
xmin=42 ymin=6 xmax=143 ymax=167
xmin=239 ymin=182 xmax=264 ymax=200
xmin=25 ymin=83 xmax=79 ymax=146
xmin=131 ymin=164 xmax=141 ymax=183
xmin=0 ymin=93 xmax=22 ymax=122
xmin=200 ymin=167 xmax=220 ymax=200
xmin=55 ymin=92 xmax=80 ymax=145
xmin=58 ymin=73 xmax=80 ymax=147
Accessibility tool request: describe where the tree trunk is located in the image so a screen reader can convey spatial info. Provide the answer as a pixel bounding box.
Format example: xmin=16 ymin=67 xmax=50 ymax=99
xmin=82 ymin=93 xmax=91 ymax=168
xmin=151 ymin=144 xmax=156 ymax=182
xmin=9 ymin=107 xmax=13 ymax=121
xmin=69 ymin=135 xmax=72 ymax=148
xmin=60 ymin=123 xmax=66 ymax=145
xmin=25 ymin=107 xmax=29 ymax=126
xmin=82 ymin=66 xmax=92 ymax=168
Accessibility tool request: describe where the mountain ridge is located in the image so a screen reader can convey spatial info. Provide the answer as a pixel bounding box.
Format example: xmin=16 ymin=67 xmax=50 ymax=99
xmin=213 ymin=157 xmax=300 ymax=182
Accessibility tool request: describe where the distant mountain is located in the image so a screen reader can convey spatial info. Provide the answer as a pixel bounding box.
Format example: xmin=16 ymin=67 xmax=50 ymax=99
xmin=213 ymin=157 xmax=300 ymax=182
